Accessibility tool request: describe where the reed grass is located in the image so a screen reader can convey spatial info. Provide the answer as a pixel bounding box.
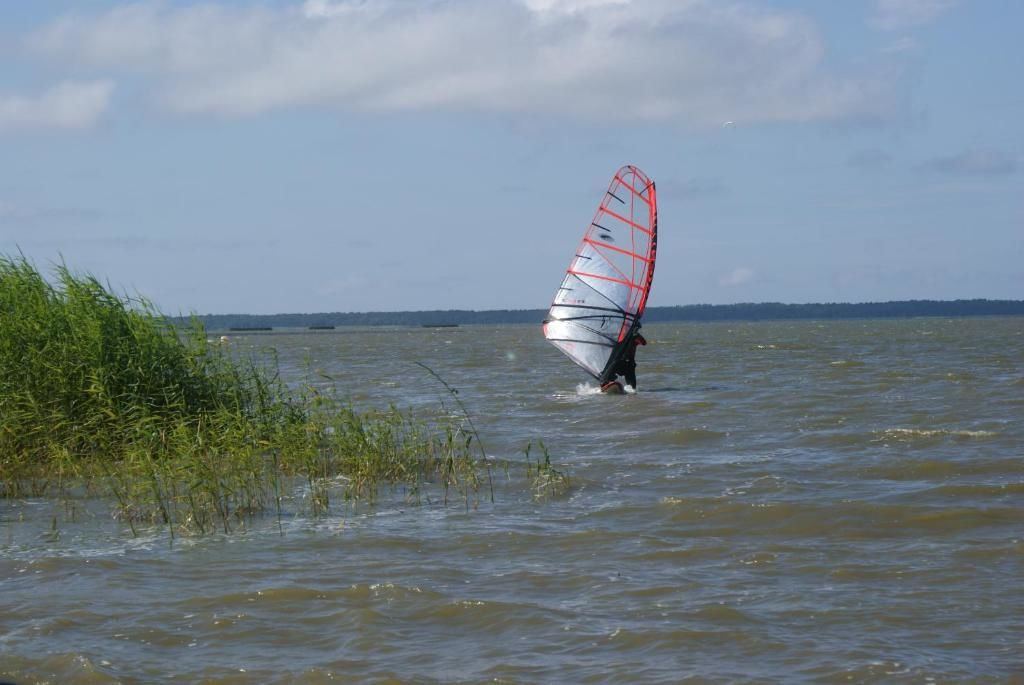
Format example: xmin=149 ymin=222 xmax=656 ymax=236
xmin=524 ymin=440 xmax=571 ymax=500
xmin=0 ymin=255 xmax=485 ymax=533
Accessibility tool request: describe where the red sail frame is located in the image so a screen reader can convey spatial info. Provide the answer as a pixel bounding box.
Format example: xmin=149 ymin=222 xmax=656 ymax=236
xmin=543 ymin=165 xmax=658 ymax=383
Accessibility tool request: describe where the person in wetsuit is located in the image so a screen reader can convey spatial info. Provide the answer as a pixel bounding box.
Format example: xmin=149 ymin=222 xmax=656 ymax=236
xmin=612 ymin=327 xmax=647 ymax=389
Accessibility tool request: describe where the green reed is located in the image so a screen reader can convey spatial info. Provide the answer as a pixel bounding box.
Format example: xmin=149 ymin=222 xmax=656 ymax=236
xmin=0 ymin=255 xmax=484 ymax=533
xmin=524 ymin=440 xmax=571 ymax=501
xmin=415 ymin=361 xmax=494 ymax=505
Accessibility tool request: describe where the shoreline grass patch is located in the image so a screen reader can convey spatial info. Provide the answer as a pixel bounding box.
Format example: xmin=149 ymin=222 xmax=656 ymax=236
xmin=0 ymin=256 xmax=485 ymax=533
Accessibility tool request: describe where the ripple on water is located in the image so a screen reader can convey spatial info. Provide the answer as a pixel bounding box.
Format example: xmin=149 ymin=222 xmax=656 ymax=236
xmin=872 ymin=427 xmax=1000 ymax=443
xmin=643 ymin=427 xmax=728 ymax=447
xmin=1 ymin=654 xmax=123 ymax=685
xmin=657 ymin=496 xmax=1023 ymax=538
xmin=856 ymin=455 xmax=1024 ymax=480
xmin=4 ymin=319 xmax=1024 ymax=683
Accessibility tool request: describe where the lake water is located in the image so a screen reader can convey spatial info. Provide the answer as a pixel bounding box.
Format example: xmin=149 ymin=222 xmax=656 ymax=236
xmin=2 ymin=318 xmax=1023 ymax=683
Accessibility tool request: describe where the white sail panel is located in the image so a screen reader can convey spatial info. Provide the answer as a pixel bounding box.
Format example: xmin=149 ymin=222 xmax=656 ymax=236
xmin=543 ymin=165 xmax=658 ymax=383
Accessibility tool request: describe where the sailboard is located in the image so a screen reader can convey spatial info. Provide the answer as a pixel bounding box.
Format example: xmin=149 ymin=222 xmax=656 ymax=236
xmin=542 ymin=164 xmax=657 ymax=386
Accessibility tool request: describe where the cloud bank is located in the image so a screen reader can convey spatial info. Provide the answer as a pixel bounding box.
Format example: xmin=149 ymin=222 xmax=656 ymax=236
xmin=27 ymin=0 xmax=899 ymax=126
xmin=870 ymin=0 xmax=958 ymax=31
xmin=0 ymin=81 xmax=114 ymax=132
xmin=719 ymin=267 xmax=755 ymax=287
xmin=847 ymin=148 xmax=892 ymax=169
xmin=925 ymin=149 xmax=1018 ymax=176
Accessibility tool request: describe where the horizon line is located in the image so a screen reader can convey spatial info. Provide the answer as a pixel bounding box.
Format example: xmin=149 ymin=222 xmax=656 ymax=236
xmin=188 ymin=298 xmax=1024 ymax=318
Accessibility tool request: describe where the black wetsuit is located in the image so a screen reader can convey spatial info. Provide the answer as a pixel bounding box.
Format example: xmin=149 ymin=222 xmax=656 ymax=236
xmin=613 ymin=333 xmax=647 ymax=389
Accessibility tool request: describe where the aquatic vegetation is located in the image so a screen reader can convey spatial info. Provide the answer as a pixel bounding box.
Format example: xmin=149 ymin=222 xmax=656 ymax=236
xmin=415 ymin=361 xmax=494 ymax=504
xmin=524 ymin=440 xmax=570 ymax=501
xmin=0 ymin=255 xmax=485 ymax=533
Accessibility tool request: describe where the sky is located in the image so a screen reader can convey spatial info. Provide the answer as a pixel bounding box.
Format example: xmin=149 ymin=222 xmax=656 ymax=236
xmin=1 ymin=0 xmax=1021 ymax=315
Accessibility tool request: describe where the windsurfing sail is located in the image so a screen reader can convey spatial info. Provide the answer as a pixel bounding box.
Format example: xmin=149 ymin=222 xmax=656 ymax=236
xmin=542 ymin=164 xmax=657 ymax=384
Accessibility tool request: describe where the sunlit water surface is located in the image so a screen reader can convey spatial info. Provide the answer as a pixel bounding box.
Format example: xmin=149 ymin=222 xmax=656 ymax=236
xmin=3 ymin=319 xmax=1023 ymax=683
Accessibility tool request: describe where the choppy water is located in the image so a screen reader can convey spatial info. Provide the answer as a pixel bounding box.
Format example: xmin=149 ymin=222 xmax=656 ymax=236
xmin=3 ymin=318 xmax=1023 ymax=684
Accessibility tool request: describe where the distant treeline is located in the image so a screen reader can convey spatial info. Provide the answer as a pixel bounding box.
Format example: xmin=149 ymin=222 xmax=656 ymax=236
xmin=190 ymin=299 xmax=1024 ymax=331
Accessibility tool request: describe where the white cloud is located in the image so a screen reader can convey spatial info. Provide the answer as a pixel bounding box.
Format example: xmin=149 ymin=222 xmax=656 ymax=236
xmin=302 ymin=0 xmax=372 ymax=19
xmin=0 ymin=201 xmax=23 ymax=219
xmin=0 ymin=198 xmax=101 ymax=225
xmin=661 ymin=177 xmax=727 ymax=198
xmin=719 ymin=267 xmax=755 ymax=287
xmin=28 ymin=0 xmax=898 ymax=126
xmin=870 ymin=0 xmax=957 ymax=31
xmin=847 ymin=148 xmax=892 ymax=169
xmin=0 ymin=81 xmax=114 ymax=132
xmin=880 ymin=36 xmax=918 ymax=54
xmin=0 ymin=200 xmax=101 ymax=223
xmin=924 ymin=149 xmax=1017 ymax=176
xmin=521 ymin=0 xmax=630 ymax=14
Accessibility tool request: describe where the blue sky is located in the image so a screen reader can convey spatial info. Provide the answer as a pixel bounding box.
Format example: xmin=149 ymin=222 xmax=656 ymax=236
xmin=1 ymin=0 xmax=1020 ymax=315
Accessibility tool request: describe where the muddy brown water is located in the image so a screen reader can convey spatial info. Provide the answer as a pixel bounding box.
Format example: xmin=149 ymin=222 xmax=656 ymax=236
xmin=3 ymin=318 xmax=1023 ymax=683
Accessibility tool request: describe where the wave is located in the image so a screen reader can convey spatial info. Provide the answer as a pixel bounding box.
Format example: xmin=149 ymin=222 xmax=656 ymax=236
xmin=646 ymin=427 xmax=727 ymax=446
xmin=177 ymin=582 xmax=436 ymax=612
xmin=749 ymin=343 xmax=813 ymax=351
xmin=921 ymin=482 xmax=1024 ymax=497
xmin=872 ymin=428 xmax=999 ymax=442
xmin=795 ymin=425 xmax=1004 ymax=451
xmin=721 ymin=475 xmax=788 ymax=497
xmin=657 ymin=497 xmax=1024 ymax=536
xmin=860 ymin=456 xmax=1024 ymax=480
xmin=944 ymin=371 xmax=977 ymax=382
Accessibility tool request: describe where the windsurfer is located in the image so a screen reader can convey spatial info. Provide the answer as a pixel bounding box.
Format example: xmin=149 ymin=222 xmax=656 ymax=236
xmin=611 ymin=328 xmax=647 ymax=390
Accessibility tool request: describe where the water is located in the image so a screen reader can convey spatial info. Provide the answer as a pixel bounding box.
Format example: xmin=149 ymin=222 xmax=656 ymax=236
xmin=3 ymin=318 xmax=1023 ymax=683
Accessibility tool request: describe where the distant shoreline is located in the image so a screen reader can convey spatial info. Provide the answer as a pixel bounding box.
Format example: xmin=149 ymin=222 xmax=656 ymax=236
xmin=188 ymin=299 xmax=1024 ymax=331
